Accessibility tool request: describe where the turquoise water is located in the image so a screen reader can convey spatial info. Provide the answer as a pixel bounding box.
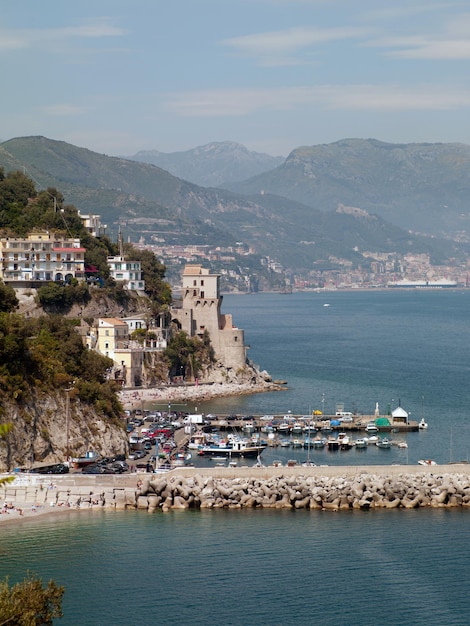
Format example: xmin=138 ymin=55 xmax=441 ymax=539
xmin=2 ymin=290 xmax=470 ymax=625
xmin=1 ymin=508 xmax=469 ymax=625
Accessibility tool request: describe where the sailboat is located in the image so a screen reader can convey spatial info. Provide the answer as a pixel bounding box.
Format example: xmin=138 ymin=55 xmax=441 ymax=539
xmin=418 ymin=395 xmax=428 ymax=430
xmin=302 ymin=421 xmax=316 ymax=466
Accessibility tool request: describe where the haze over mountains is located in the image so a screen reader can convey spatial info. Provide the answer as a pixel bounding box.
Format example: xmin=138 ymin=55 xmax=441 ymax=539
xmin=0 ymin=135 xmax=468 ymax=272
xmin=124 ymin=141 xmax=285 ymax=187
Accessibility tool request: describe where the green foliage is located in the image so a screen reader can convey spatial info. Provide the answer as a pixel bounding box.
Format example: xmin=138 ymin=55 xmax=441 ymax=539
xmin=36 ymin=282 xmax=91 ymax=310
xmin=125 ymin=246 xmax=172 ymax=305
xmin=0 ymin=313 xmax=121 ymax=419
xmin=0 ymin=573 xmax=64 ymax=625
xmin=0 ymin=424 xmax=14 ymax=489
xmin=164 ymin=329 xmax=215 ymax=380
xmin=0 ymin=283 xmax=18 ymax=313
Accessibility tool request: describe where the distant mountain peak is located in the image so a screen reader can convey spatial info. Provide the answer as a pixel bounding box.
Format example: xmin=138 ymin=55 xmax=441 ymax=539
xmin=124 ymin=141 xmax=285 ymax=187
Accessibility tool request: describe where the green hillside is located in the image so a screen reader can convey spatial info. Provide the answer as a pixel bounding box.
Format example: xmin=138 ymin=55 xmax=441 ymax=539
xmin=0 ymin=136 xmax=464 ymax=271
xmin=222 ymin=138 xmax=470 ymax=238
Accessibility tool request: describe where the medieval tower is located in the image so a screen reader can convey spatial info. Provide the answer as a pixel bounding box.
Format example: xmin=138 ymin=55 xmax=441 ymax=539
xmin=172 ymin=264 xmax=248 ymax=370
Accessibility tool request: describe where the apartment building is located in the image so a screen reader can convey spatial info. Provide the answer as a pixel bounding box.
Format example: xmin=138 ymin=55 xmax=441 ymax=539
xmin=0 ymin=232 xmax=85 ymax=286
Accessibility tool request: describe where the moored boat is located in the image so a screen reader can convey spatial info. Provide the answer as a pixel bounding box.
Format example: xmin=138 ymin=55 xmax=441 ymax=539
xmin=354 ymin=438 xmax=368 ymax=449
xmin=376 ymin=437 xmax=392 ymax=449
xmin=198 ymin=438 xmax=267 ymax=458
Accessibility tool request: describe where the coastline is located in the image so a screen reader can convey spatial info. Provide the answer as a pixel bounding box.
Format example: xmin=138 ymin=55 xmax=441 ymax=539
xmin=3 ymin=463 xmax=470 ymax=525
xmin=119 ymin=380 xmax=285 ymax=409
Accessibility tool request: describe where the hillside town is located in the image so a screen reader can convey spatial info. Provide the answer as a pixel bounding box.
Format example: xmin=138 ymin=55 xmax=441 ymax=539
xmin=134 ymin=240 xmax=468 ymax=292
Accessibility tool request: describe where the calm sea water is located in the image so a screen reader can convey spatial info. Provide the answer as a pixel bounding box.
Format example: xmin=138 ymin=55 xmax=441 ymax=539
xmin=2 ymin=290 xmax=470 ymax=625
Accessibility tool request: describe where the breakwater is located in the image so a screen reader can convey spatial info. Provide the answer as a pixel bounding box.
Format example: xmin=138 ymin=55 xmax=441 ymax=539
xmin=3 ymin=465 xmax=470 ymax=515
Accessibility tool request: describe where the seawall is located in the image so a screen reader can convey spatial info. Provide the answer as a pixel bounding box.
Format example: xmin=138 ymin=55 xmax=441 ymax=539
xmin=2 ymin=464 xmax=470 ymax=516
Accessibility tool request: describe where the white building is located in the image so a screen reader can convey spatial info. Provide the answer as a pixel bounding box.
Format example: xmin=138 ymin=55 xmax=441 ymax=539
xmin=0 ymin=232 xmax=85 ymax=286
xmin=107 ymin=255 xmax=145 ymax=291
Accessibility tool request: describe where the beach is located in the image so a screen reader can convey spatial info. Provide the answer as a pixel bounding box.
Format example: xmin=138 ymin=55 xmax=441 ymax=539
xmin=119 ymin=380 xmax=284 ymax=409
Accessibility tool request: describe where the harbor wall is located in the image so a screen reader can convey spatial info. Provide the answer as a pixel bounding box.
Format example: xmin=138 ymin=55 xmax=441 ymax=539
xmin=3 ymin=464 xmax=470 ymax=514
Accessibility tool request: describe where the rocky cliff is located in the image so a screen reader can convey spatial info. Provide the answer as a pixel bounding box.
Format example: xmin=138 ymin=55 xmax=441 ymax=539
xmin=0 ymin=389 xmax=128 ymax=471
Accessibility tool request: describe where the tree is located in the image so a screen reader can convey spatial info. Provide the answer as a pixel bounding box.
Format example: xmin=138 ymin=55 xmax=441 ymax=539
xmin=0 ymin=573 xmax=64 ymax=625
xmin=0 ymin=283 xmax=18 ymax=313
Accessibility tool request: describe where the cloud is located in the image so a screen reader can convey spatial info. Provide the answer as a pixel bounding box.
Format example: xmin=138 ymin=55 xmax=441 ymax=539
xmin=163 ymin=84 xmax=470 ymax=117
xmin=222 ymin=25 xmax=370 ymax=66
xmin=41 ymin=104 xmax=89 ymax=117
xmin=365 ymin=10 xmax=470 ymax=59
xmin=0 ymin=18 xmax=127 ymax=53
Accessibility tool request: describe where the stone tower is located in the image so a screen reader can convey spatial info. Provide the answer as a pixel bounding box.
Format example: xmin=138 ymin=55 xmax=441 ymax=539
xmin=172 ymin=264 xmax=247 ymax=370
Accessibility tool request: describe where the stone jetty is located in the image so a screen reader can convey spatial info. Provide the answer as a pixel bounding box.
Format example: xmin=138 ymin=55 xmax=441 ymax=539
xmin=3 ymin=465 xmax=470 ymax=518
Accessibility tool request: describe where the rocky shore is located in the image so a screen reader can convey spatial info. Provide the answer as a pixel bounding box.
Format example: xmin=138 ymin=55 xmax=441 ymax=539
xmin=3 ymin=465 xmax=470 ymax=522
xmin=119 ymin=380 xmax=285 ymax=409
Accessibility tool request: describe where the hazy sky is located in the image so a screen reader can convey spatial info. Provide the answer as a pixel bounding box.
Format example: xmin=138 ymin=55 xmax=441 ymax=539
xmin=3 ymin=0 xmax=470 ymax=157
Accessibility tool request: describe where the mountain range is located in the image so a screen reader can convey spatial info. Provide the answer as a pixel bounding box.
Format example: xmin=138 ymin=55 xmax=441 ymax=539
xmin=124 ymin=141 xmax=284 ymax=187
xmin=0 ymin=135 xmax=468 ymax=272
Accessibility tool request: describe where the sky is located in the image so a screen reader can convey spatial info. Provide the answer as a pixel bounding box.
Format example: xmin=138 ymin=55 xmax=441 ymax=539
xmin=2 ymin=0 xmax=470 ymax=157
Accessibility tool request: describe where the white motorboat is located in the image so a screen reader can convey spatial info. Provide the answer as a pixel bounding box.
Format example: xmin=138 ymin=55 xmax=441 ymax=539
xmin=376 ymin=437 xmax=392 ymax=449
xmin=354 ymin=438 xmax=368 ymax=449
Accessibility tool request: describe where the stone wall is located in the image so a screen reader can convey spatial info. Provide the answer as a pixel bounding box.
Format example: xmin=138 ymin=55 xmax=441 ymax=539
xmin=4 ymin=465 xmax=470 ymax=514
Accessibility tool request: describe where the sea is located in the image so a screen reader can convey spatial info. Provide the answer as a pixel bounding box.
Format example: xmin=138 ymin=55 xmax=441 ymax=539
xmin=2 ymin=289 xmax=470 ymax=625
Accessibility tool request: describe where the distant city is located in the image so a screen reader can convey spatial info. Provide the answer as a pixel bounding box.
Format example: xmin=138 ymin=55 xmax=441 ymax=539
xmin=135 ymin=241 xmax=467 ymax=292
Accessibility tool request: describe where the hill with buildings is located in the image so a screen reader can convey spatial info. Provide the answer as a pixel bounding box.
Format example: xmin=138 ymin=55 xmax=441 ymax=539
xmin=0 ymin=136 xmax=464 ymax=280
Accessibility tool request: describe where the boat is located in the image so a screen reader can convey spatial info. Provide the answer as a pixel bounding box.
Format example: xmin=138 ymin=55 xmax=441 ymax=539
xmin=326 ymin=437 xmax=340 ymax=451
xmin=337 ymin=432 xmax=353 ymax=450
xmin=313 ymin=437 xmax=326 ymax=449
xmin=376 ymin=437 xmax=392 ymax=449
xmin=71 ymin=451 xmax=100 ymax=469
xmin=397 ymin=441 xmax=408 ymax=449
xmin=418 ymin=459 xmax=437 ymax=466
xmin=198 ymin=438 xmax=267 ymax=458
xmin=365 ymin=421 xmax=378 ymax=434
xmin=418 ymin=395 xmax=428 ymax=429
xmin=292 ymin=422 xmax=303 ymax=435
xmin=354 ymin=438 xmax=368 ymax=449
xmin=277 ymin=422 xmax=291 ymax=435
xmin=291 ymin=438 xmax=303 ymax=448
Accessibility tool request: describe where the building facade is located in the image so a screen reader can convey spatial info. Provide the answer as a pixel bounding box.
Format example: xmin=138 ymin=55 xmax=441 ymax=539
xmin=0 ymin=232 xmax=85 ymax=286
xmin=107 ymin=255 xmax=145 ymax=291
xmin=172 ymin=264 xmax=248 ymax=370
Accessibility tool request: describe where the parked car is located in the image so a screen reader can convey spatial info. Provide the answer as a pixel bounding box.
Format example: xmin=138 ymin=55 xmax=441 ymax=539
xmin=129 ymin=450 xmax=146 ymax=460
